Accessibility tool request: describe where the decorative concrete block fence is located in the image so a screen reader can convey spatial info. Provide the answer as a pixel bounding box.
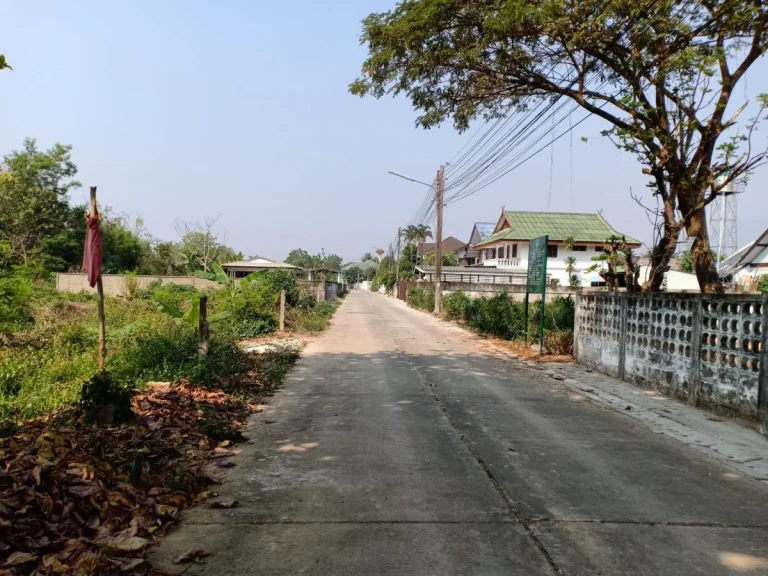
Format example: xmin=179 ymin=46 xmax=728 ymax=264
xmin=574 ymin=292 xmax=768 ymax=434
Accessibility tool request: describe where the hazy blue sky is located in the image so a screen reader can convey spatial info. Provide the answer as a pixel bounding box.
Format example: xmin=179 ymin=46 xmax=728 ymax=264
xmin=2 ymin=1 xmax=767 ymax=262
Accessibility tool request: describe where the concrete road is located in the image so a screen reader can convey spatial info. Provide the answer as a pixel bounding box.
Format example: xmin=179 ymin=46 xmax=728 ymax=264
xmin=153 ymin=291 xmax=768 ymax=575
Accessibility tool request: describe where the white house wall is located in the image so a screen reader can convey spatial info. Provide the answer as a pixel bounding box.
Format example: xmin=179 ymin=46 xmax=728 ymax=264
xmin=638 ymin=266 xmax=700 ymax=292
xmin=734 ymin=244 xmax=768 ymax=285
xmin=480 ymin=242 xmax=607 ymax=285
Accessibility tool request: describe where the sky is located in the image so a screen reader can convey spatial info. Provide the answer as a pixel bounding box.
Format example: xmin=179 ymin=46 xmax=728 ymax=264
xmin=2 ymin=0 xmax=767 ymax=263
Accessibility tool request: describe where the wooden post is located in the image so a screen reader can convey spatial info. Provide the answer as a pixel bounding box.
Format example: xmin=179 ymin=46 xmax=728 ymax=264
xmin=89 ymin=187 xmax=107 ymax=373
xmin=198 ymin=295 xmax=209 ymax=358
xmin=279 ymin=290 xmax=286 ymax=331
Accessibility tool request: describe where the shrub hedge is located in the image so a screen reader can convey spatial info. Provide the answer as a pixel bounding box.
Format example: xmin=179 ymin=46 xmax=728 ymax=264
xmin=408 ymin=287 xmax=575 ymax=349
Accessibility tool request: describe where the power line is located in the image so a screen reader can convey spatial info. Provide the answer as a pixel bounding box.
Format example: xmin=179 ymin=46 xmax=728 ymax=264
xmin=445 ymin=110 xmax=593 ymax=205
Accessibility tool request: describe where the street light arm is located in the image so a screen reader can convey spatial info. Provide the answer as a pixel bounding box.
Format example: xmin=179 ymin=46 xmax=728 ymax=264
xmin=387 ymin=170 xmax=434 ymax=189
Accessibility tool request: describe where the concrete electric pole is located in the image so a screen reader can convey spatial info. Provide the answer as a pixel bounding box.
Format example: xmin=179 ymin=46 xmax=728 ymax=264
xmin=396 ymin=226 xmax=402 ymax=286
xmin=434 ymin=165 xmax=445 ymax=315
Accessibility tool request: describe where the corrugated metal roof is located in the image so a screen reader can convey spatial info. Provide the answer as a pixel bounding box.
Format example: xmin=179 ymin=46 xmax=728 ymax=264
xmin=474 ymin=222 xmax=496 ymax=241
xmin=222 ymin=258 xmax=299 ymax=269
xmin=343 ymin=260 xmax=379 ymax=271
xmin=474 ymin=211 xmax=640 ymax=247
xmin=417 ymin=265 xmax=527 ymax=276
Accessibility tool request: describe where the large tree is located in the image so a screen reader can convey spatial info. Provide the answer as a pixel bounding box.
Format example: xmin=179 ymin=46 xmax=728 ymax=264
xmin=352 ymin=0 xmax=768 ymax=293
xmin=174 ymin=216 xmax=241 ymax=273
xmin=0 ymin=139 xmax=80 ymax=266
xmin=285 ymin=248 xmax=344 ymax=270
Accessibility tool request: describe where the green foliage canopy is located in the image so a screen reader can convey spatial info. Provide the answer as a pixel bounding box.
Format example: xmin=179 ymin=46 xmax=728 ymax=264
xmin=352 ymin=0 xmax=768 ymax=293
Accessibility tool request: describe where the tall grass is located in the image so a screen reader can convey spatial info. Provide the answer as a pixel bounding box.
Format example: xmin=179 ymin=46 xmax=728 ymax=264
xmin=0 ymin=271 xmax=344 ymax=422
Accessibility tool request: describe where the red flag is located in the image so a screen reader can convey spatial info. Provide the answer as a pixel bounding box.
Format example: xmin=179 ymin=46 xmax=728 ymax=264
xmin=82 ymin=215 xmax=103 ymax=288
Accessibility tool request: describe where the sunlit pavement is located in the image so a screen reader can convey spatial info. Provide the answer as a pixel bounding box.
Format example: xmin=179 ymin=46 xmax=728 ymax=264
xmin=152 ymin=291 xmax=768 ymax=576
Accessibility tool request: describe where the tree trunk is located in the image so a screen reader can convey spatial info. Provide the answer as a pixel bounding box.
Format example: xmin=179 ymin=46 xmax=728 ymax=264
xmin=686 ymin=208 xmax=722 ymax=294
xmin=642 ymin=195 xmax=680 ymax=293
xmin=643 ymin=226 xmax=680 ymax=292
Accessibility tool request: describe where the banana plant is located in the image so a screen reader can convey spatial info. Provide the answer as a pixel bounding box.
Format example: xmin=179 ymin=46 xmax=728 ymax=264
xmin=155 ymin=295 xmax=231 ymax=329
xmin=194 ymin=262 xmax=267 ymax=289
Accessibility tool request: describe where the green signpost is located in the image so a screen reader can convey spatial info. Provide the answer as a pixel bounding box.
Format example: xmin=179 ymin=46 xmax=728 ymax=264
xmin=524 ymin=235 xmax=548 ymax=352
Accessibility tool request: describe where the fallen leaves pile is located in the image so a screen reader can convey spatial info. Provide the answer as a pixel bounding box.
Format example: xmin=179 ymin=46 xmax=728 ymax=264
xmin=0 ymin=381 xmax=261 ymax=575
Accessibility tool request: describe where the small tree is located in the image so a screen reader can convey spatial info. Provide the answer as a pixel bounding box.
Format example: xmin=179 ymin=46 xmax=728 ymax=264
xmin=564 ymin=256 xmax=580 ymax=288
xmin=586 ymin=236 xmax=640 ymax=291
xmin=424 ymin=252 xmax=459 ymax=266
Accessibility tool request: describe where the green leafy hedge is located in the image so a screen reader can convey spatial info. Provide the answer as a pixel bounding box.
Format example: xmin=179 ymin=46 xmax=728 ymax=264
xmin=409 ymin=288 xmax=575 ymax=346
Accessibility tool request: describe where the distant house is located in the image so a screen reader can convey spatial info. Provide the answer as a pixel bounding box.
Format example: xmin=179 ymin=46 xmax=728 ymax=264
xmin=719 ymin=228 xmax=768 ymax=289
xmin=471 ymin=210 xmax=641 ymax=286
xmin=221 ymin=256 xmax=303 ymax=279
xmin=417 ymin=236 xmax=467 ymax=262
xmin=457 ymin=222 xmax=495 ymax=266
xmin=631 ymin=257 xmax=700 ymax=292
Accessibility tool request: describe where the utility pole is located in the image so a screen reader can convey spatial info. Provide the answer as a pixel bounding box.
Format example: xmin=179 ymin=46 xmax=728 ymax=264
xmin=434 ymin=165 xmax=445 ymax=315
xmin=396 ymin=226 xmax=402 ymax=285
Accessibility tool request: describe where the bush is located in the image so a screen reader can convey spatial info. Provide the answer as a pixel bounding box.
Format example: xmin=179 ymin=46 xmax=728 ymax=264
xmin=443 ymin=291 xmax=471 ymax=321
xmin=288 ymin=299 xmax=341 ymax=332
xmin=758 ymin=275 xmax=768 ymax=293
xmin=407 ymin=286 xmax=435 ymax=312
xmin=0 ymin=270 xmax=34 ymax=333
xmin=140 ymin=282 xmax=198 ymax=311
xmin=467 ymin=293 xmax=525 ymax=339
xmin=296 ymin=291 xmax=317 ymax=310
xmin=208 ymin=280 xmax=278 ymax=337
xmin=543 ymin=329 xmax=574 ymax=355
xmin=262 ymin=269 xmax=300 ymax=305
xmin=530 ymin=296 xmax=575 ymax=335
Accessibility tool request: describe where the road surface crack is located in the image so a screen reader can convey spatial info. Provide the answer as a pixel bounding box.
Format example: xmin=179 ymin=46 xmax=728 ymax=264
xmin=375 ymin=303 xmax=563 ymax=575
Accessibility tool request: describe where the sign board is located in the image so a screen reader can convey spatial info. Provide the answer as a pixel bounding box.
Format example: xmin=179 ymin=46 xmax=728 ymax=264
xmin=524 ymin=235 xmax=548 ymax=352
xmin=526 ymin=235 xmax=548 ymax=292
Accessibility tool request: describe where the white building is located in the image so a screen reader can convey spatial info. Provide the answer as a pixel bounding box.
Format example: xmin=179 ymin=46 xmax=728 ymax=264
xmin=719 ymin=228 xmax=768 ymax=289
xmin=470 ymin=210 xmax=641 ymax=286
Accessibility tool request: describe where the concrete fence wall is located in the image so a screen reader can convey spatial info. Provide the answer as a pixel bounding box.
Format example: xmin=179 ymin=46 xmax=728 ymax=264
xmin=298 ymin=280 xmax=346 ymax=302
xmin=56 ymin=273 xmax=219 ymax=297
xmin=574 ymin=292 xmax=768 ymax=431
xmin=57 ymin=273 xmax=347 ymax=303
xmin=418 ymin=280 xmax=580 ymax=302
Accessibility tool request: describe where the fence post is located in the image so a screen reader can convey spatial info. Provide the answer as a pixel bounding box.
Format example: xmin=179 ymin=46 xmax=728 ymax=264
xmin=689 ymin=296 xmax=703 ymax=407
xmin=198 ymin=295 xmax=209 ymax=358
xmin=573 ymin=294 xmax=581 ymax=359
xmin=618 ymin=294 xmax=628 ymax=380
xmin=279 ymin=290 xmax=286 ymax=331
xmin=757 ymin=293 xmax=768 ymax=435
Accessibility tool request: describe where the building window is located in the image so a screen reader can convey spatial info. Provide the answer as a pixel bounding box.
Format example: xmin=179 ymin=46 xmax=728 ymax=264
xmin=594 ymin=246 xmax=605 ymax=252
xmin=547 ymin=245 xmax=558 ymax=258
xmin=572 ymin=245 xmax=587 ymax=251
xmin=511 ymin=244 xmax=518 ymax=258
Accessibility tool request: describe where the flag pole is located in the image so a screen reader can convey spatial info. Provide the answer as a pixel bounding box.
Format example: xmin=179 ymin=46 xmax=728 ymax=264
xmin=89 ymin=186 xmax=107 ymax=373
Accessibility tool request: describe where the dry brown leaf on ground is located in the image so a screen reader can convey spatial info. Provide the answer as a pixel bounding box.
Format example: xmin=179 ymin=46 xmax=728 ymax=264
xmin=0 ymin=380 xmax=264 ymax=575
xmin=5 ymin=552 xmax=37 ymax=566
xmin=209 ymin=499 xmax=238 ymax=509
xmin=172 ymin=548 xmax=212 ymax=564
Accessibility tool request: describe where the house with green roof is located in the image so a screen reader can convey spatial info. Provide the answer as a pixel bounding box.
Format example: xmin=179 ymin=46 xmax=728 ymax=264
xmin=471 ymin=210 xmax=641 ymax=286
